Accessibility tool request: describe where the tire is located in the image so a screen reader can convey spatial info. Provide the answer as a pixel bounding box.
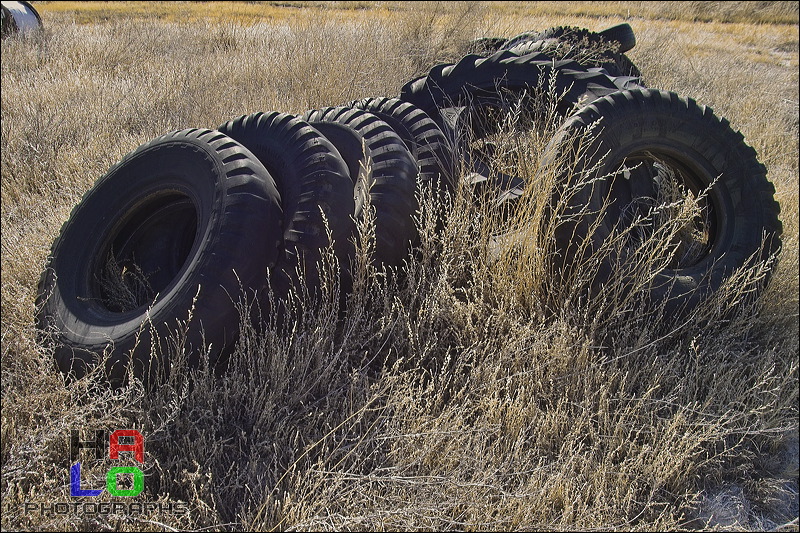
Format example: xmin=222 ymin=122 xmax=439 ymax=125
xmin=348 ymin=97 xmax=455 ymax=199
xmin=399 ymin=50 xmax=635 ymax=213
xmin=505 ymin=25 xmax=641 ymax=78
xmin=399 ymin=49 xmax=625 ymax=125
xmin=465 ymin=36 xmax=507 ymax=55
xmin=36 ymin=129 xmax=283 ymax=385
xmin=499 ymin=30 xmax=541 ymax=51
xmin=508 ymin=39 xmax=642 ymax=79
xmin=217 ymin=112 xmax=355 ymax=300
xmin=503 ymin=23 xmax=635 ymax=54
xmin=302 ymin=107 xmax=419 ymax=268
xmin=542 ymin=89 xmax=783 ymax=315
xmin=598 ymin=23 xmax=636 ymax=53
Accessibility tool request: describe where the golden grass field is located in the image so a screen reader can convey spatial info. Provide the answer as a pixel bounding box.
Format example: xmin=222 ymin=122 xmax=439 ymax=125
xmin=2 ymin=1 xmax=798 ymax=531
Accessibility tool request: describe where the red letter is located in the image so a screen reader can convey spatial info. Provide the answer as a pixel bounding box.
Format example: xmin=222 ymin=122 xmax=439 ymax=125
xmin=109 ymin=430 xmax=144 ymax=463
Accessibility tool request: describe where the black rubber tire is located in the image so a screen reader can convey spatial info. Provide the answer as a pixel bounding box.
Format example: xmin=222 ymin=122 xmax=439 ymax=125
xmin=505 ymin=25 xmax=641 ymax=78
xmin=598 ymin=23 xmax=636 ymax=53
xmin=499 ymin=30 xmax=541 ymax=51
xmin=472 ymin=24 xmax=634 ymax=58
xmin=217 ymin=112 xmax=355 ymax=299
xmin=508 ymin=38 xmax=642 ymax=79
xmin=542 ymin=89 xmax=783 ymax=315
xmin=503 ymin=24 xmax=635 ymax=54
xmin=348 ymin=97 xmax=455 ymax=199
xmin=465 ymin=36 xmax=507 ymax=55
xmin=399 ymin=49 xmax=626 ymax=125
xmin=399 ymin=50 xmax=637 ymax=213
xmin=36 ymin=129 xmax=283 ymax=385
xmin=302 ymin=107 xmax=419 ymax=268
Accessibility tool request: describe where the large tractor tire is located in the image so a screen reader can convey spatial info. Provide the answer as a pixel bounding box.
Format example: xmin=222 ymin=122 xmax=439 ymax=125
xmin=464 ymin=24 xmax=635 ymax=58
xmin=303 ymin=106 xmax=419 ymax=268
xmin=218 ymin=112 xmax=355 ymax=301
xmin=399 ymin=49 xmax=638 ymax=211
xmin=348 ymin=96 xmax=455 ymax=200
xmin=399 ymin=49 xmax=637 ymax=139
xmin=504 ymin=23 xmax=636 ymax=54
xmin=502 ymin=24 xmax=639 ymax=78
xmin=36 ymin=129 xmax=283 ymax=385
xmin=542 ymin=89 xmax=783 ymax=315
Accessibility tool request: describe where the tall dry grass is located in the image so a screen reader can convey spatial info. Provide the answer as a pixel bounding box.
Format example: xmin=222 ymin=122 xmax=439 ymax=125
xmin=2 ymin=2 xmax=798 ymax=531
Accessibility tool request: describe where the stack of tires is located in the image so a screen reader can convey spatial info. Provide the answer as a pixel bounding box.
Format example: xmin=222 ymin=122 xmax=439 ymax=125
xmin=35 ymin=23 xmax=782 ymax=385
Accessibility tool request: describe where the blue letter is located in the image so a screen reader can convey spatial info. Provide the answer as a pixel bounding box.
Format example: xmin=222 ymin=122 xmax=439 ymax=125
xmin=70 ymin=462 xmax=103 ymax=497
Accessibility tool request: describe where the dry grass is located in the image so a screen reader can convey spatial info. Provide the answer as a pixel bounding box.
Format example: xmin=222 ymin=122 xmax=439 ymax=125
xmin=33 ymin=1 xmax=800 ymax=26
xmin=2 ymin=2 xmax=798 ymax=531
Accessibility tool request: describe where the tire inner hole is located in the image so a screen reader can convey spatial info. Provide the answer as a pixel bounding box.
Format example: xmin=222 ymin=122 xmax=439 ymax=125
xmin=95 ymin=192 xmax=198 ymax=313
xmin=609 ymin=156 xmax=714 ymax=269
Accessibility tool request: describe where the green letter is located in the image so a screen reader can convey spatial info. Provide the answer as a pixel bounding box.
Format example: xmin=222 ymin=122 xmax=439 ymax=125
xmin=106 ymin=466 xmax=144 ymax=497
